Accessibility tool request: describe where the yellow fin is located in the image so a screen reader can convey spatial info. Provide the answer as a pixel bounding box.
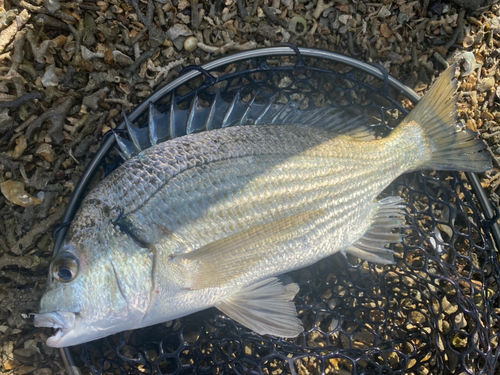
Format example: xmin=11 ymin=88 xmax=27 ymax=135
xmin=401 ymin=64 xmax=491 ymax=172
xmin=173 ymin=209 xmax=324 ymax=290
xmin=345 ymin=196 xmax=406 ymax=264
xmin=216 ymin=277 xmax=303 ymax=338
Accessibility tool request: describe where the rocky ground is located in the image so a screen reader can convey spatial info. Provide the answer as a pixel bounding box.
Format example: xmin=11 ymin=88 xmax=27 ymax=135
xmin=0 ymin=0 xmax=499 ymax=374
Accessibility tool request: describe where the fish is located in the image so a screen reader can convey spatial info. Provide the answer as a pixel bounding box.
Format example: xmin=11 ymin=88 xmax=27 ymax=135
xmin=34 ymin=65 xmax=491 ymax=348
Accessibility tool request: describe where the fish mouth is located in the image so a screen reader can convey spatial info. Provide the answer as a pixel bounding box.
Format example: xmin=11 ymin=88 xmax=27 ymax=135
xmin=33 ymin=311 xmax=76 ymax=347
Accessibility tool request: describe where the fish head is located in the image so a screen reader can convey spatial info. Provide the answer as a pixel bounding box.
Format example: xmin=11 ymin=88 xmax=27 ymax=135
xmin=34 ymin=202 xmax=154 ymax=347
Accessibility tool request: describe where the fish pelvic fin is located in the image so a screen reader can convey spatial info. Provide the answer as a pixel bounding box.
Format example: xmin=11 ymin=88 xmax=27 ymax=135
xmin=395 ymin=64 xmax=492 ymax=173
xmin=345 ymin=196 xmax=406 ymax=264
xmin=215 ymin=277 xmax=303 ymax=338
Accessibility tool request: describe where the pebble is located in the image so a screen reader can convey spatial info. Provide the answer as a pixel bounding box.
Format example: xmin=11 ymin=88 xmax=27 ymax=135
xmin=43 ymin=0 xmax=61 ymax=14
xmin=36 ymin=191 xmax=45 ymax=202
xmin=14 ymin=347 xmax=37 ymax=358
xmin=165 ymin=23 xmax=192 ymax=40
xmin=104 ymin=48 xmax=114 ymax=64
xmin=184 ymin=36 xmax=198 ymax=52
xmin=16 ymin=366 xmax=38 ymax=375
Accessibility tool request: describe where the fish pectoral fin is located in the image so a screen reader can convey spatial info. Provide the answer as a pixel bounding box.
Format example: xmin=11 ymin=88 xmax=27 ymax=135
xmin=174 ymin=210 xmax=324 ymax=290
xmin=215 ymin=277 xmax=303 ymax=338
xmin=345 ymin=196 xmax=407 ymax=264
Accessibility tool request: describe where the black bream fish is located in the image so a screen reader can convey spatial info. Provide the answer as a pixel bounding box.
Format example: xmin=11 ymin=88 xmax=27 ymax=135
xmin=34 ymin=66 xmax=491 ymax=347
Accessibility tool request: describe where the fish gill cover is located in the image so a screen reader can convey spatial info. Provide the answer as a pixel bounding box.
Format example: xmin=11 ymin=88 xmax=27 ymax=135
xmin=50 ymin=48 xmax=500 ymax=375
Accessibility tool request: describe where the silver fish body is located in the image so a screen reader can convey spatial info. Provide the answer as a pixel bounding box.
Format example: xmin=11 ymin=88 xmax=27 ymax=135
xmin=34 ymin=66 xmax=492 ymax=347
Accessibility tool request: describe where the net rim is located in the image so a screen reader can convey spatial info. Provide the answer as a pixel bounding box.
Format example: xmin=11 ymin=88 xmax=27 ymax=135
xmin=51 ymin=45 xmax=499 ymax=375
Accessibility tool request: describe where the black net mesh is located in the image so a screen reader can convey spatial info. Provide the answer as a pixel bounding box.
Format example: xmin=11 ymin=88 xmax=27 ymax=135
xmin=65 ymin=49 xmax=500 ymax=375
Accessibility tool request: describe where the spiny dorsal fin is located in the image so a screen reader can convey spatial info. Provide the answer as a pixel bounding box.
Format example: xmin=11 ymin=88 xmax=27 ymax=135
xmin=186 ymin=94 xmax=214 ymax=135
xmin=216 ymin=277 xmax=303 ymax=338
xmin=148 ymin=102 xmax=169 ymax=146
xmin=222 ymin=89 xmax=243 ymax=128
xmin=169 ymin=92 xmax=188 ymax=139
xmin=114 ymin=132 xmax=136 ymax=160
xmin=206 ymin=89 xmax=227 ymax=130
xmin=240 ymin=88 xmax=262 ymax=125
xmin=254 ymin=93 xmax=279 ymax=125
xmin=122 ymin=110 xmax=151 ymax=152
xmin=117 ymin=90 xmax=374 ymax=161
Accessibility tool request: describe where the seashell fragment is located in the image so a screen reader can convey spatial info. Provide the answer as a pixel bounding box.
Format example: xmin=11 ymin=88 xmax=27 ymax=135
xmin=52 ymin=35 xmax=67 ymax=49
xmin=0 ymin=180 xmax=42 ymax=207
xmin=490 ymin=16 xmax=500 ymax=33
xmin=35 ymin=143 xmax=55 ymax=162
xmin=461 ymin=52 xmax=480 ymax=76
xmin=477 ymin=77 xmax=495 ymax=92
xmin=289 ymin=16 xmax=308 ymax=36
xmin=13 ymin=136 xmax=27 ymax=159
xmin=41 ymin=65 xmax=58 ymax=87
xmin=113 ymin=50 xmax=133 ymax=66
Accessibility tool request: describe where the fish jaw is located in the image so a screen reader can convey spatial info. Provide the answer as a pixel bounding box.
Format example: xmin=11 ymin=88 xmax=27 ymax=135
xmin=34 ymin=310 xmax=142 ymax=347
xmin=33 ymin=311 xmax=77 ymax=347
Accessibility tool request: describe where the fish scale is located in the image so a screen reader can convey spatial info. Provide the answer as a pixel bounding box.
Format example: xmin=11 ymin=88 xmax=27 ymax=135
xmin=108 ymin=127 xmax=390 ymax=218
xmin=118 ymin=144 xmax=378 ymax=244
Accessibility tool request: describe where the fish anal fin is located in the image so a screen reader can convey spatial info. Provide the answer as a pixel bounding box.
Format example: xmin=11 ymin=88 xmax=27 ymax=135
xmin=346 ymin=196 xmax=406 ymax=264
xmin=174 ymin=209 xmax=324 ymax=290
xmin=215 ymin=277 xmax=303 ymax=338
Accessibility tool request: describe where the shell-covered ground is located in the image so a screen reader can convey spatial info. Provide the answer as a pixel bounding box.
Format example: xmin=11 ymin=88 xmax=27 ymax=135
xmin=0 ymin=0 xmax=499 ymax=374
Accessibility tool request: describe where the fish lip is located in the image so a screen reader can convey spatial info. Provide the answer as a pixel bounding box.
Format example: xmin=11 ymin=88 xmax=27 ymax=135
xmin=33 ymin=311 xmax=76 ymax=347
xmin=33 ymin=311 xmax=76 ymax=330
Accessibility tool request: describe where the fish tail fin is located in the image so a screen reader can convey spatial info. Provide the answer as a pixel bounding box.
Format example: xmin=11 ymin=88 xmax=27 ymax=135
xmin=399 ymin=64 xmax=491 ymax=173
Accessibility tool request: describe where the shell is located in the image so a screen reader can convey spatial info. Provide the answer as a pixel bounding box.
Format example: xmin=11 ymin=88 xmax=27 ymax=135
xmin=0 ymin=180 xmax=42 ymax=207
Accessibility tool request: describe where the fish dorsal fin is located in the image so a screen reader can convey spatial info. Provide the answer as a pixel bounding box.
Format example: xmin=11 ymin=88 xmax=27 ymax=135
xmin=345 ymin=196 xmax=406 ymax=264
xmin=222 ymin=89 xmax=244 ymax=128
xmin=148 ymin=102 xmax=169 ymax=146
xmin=116 ymin=90 xmax=375 ymax=161
xmin=216 ymin=277 xmax=303 ymax=338
xmin=173 ymin=209 xmax=324 ymax=290
xmin=169 ymin=92 xmax=188 ymax=139
xmin=114 ymin=132 xmax=136 ymax=160
xmin=123 ymin=110 xmax=151 ymax=152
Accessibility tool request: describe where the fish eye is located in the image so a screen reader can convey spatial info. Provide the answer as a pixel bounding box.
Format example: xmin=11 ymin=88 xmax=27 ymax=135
xmin=52 ymin=253 xmax=79 ymax=283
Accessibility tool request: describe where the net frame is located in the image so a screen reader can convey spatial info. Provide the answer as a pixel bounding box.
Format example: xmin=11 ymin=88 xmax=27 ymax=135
xmin=51 ymin=45 xmax=500 ymax=375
